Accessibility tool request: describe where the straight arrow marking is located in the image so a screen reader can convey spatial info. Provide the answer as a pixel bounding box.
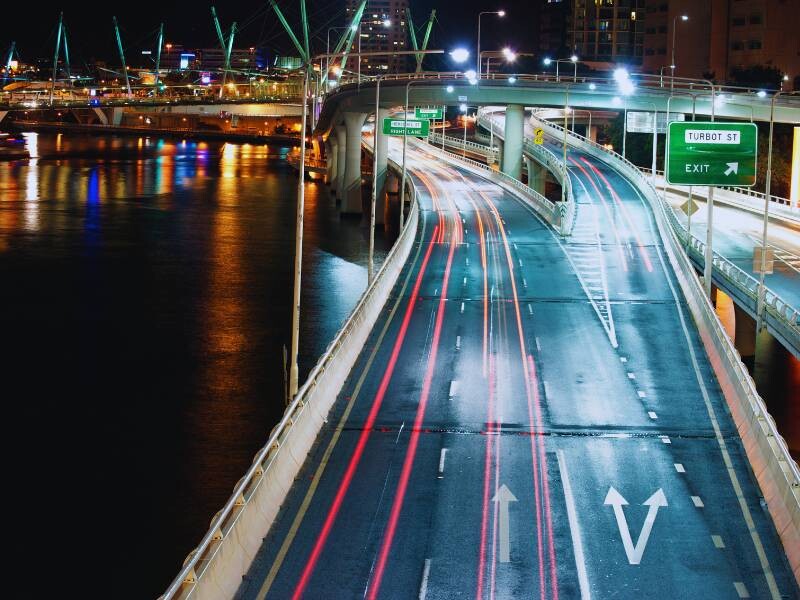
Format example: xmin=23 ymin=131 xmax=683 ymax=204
xmin=604 ymin=487 xmax=667 ymax=565
xmin=492 ymin=484 xmax=518 ymax=563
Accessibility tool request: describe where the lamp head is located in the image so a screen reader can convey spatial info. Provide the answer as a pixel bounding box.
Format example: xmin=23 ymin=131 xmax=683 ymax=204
xmin=450 ymin=48 xmax=470 ymax=63
xmin=543 ymin=57 xmax=552 ymax=66
xmin=497 ymin=10 xmax=506 ymax=17
xmin=570 ymin=54 xmax=578 ymax=62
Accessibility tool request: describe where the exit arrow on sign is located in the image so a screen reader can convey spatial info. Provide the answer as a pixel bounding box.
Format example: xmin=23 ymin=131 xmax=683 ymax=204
xmin=724 ymin=162 xmax=739 ymax=176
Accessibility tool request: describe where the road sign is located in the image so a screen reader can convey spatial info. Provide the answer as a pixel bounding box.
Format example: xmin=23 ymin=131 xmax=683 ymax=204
xmin=626 ymin=110 xmax=685 ymax=134
xmin=680 ymin=198 xmax=700 ymax=217
xmin=382 ymin=117 xmax=430 ymax=137
xmin=415 ymin=107 xmax=443 ymax=120
xmin=533 ymin=127 xmax=544 ymax=145
xmin=666 ymin=122 xmax=758 ymax=186
xmin=753 ymin=246 xmax=774 ymax=274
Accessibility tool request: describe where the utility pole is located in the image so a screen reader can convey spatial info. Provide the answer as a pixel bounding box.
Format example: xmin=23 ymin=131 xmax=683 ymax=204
xmin=113 ymin=17 xmax=132 ymax=96
xmin=50 ymin=12 xmax=63 ymax=105
xmin=154 ymin=23 xmax=164 ymax=96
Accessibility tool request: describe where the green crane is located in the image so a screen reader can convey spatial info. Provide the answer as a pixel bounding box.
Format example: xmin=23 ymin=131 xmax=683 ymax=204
xmin=154 ymin=23 xmax=164 ymax=96
xmin=50 ymin=12 xmax=63 ymax=104
xmin=113 ymin=16 xmax=132 ymax=96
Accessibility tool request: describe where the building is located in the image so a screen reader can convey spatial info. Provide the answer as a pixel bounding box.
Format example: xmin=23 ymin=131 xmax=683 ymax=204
xmin=345 ymin=0 xmax=409 ymax=73
xmin=641 ymin=0 xmax=798 ymax=87
xmin=539 ymin=0 xmax=571 ymax=59
xmin=569 ymin=0 xmax=647 ymax=68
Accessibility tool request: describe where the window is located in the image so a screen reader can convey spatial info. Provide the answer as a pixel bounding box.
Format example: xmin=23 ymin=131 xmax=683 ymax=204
xmin=749 ymin=14 xmax=762 ymax=24
xmin=732 ymin=16 xmax=746 ymax=26
xmin=731 ymin=40 xmax=744 ymax=51
xmin=748 ymin=39 xmax=762 ymax=49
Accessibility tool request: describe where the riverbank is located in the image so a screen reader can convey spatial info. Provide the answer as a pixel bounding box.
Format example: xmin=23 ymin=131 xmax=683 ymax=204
xmin=5 ymin=120 xmax=302 ymax=146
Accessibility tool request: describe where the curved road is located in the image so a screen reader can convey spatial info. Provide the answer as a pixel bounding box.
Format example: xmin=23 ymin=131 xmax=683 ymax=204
xmin=235 ymin=134 xmax=797 ymax=599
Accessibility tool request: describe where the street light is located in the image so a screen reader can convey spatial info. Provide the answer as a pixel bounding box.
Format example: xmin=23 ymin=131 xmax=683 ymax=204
xmin=544 ymin=55 xmax=579 ymax=82
xmin=670 ymin=14 xmax=688 ymax=92
xmin=477 ymin=10 xmax=505 ymax=81
xmin=450 ymin=48 xmax=470 ymax=63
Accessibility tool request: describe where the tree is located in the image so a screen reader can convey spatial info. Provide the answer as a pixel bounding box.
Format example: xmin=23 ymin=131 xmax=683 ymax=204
xmin=728 ymin=65 xmax=783 ymax=91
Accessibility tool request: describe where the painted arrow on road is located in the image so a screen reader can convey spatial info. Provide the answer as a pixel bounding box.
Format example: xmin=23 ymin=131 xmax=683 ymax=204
xmin=724 ymin=162 xmax=739 ymax=176
xmin=604 ymin=487 xmax=668 ymax=565
xmin=493 ymin=484 xmax=518 ymax=563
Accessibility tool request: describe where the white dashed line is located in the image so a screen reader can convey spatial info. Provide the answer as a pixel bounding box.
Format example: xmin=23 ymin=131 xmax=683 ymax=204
xmin=535 ymin=337 xmax=541 ymax=352
xmin=543 ymin=380 xmax=551 ymax=398
xmin=627 ymin=372 xmax=636 ymax=380
xmin=712 ymin=535 xmax=725 ymax=549
xmin=463 ymin=277 xmax=467 ymax=286
xmin=456 ymin=336 xmax=461 ymax=350
xmin=448 ymin=381 xmax=459 ymax=398
xmin=528 ymin=304 xmax=533 ymax=315
xmin=466 ymin=258 xmax=470 ymax=266
xmin=460 ymin=302 xmax=465 ymax=314
xmin=660 ymin=436 xmax=671 ymax=444
xmin=734 ymin=582 xmax=750 ymax=598
xmin=691 ymin=496 xmax=705 ymax=508
xmin=637 ymin=391 xmax=647 ymax=399
xmin=519 ymin=258 xmax=523 ymax=267
xmin=620 ymin=357 xmax=627 ymax=363
xmin=674 ymin=463 xmax=685 ymax=473
xmin=438 ymin=448 xmax=448 ymax=475
xmin=648 ymin=411 xmax=658 ymax=420
xmin=419 ymin=559 xmax=432 ymax=599
xmin=523 ymin=278 xmax=528 ymax=288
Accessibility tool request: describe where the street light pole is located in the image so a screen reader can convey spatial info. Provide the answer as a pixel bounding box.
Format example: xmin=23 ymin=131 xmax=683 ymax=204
xmin=703 ymin=80 xmax=717 ymax=298
xmin=401 ymin=79 xmax=427 ymax=230
xmin=477 ymin=10 xmax=505 ymax=81
xmin=288 ymin=67 xmax=310 ymax=401
xmin=562 ymin=85 xmax=570 ymax=204
xmin=670 ymin=14 xmax=688 ymax=93
xmin=369 ymin=76 xmax=383 ymax=284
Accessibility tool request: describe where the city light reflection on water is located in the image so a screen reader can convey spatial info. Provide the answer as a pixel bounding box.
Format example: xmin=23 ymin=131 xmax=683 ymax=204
xmin=0 ymin=132 xmax=389 ymax=598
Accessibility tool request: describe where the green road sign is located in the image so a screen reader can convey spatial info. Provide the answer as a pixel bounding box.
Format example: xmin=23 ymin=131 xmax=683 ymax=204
xmin=666 ymin=122 xmax=758 ymax=186
xmin=415 ymin=107 xmax=443 ymax=120
xmin=383 ymin=117 xmax=430 ymax=137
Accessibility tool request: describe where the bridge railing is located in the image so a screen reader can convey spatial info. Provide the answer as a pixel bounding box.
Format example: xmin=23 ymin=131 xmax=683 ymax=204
xmin=476 ymin=110 xmax=577 ymax=236
xmin=412 ymin=138 xmax=565 ymax=235
xmin=428 ymin=131 xmax=499 ymax=162
xmin=159 ymin=162 xmax=421 ymax=600
xmin=530 ymin=111 xmax=800 ymax=577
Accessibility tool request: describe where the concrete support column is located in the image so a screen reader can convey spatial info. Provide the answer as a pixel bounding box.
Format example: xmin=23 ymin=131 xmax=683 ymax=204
xmin=374 ymin=108 xmax=390 ymax=226
xmin=586 ymin=125 xmax=598 ymax=143
xmin=524 ymin=156 xmax=547 ymax=196
xmin=0 ymin=111 xmax=7 ymax=124
xmin=92 ymin=108 xmax=109 ymax=125
xmin=110 ymin=107 xmax=125 ymax=126
xmin=326 ymin=139 xmax=337 ymax=186
xmin=342 ymin=112 xmax=367 ymax=214
xmin=495 ymin=139 xmax=504 ymax=170
xmin=501 ymin=104 xmax=524 ymax=180
xmin=733 ymin=303 xmax=757 ymax=371
xmin=334 ymin=125 xmax=346 ymax=198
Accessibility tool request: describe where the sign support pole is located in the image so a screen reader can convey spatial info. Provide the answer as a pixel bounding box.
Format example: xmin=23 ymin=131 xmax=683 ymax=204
xmin=704 ymin=86 xmax=716 ymax=298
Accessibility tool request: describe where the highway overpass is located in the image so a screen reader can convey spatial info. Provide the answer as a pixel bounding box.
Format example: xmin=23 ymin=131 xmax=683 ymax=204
xmin=160 ymin=74 xmax=800 ymax=600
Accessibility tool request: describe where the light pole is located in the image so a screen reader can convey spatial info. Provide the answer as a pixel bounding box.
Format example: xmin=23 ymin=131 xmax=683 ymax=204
xmin=543 ymin=55 xmax=579 ymax=82
xmin=756 ymin=91 xmax=798 ymax=330
xmin=670 ymin=14 xmax=688 ymax=92
xmin=703 ymin=81 xmax=717 ymax=298
xmin=562 ymin=84 xmax=570 ymax=204
xmin=477 ymin=10 xmax=505 ymax=81
xmin=369 ymin=75 xmax=384 ymax=284
xmin=460 ymin=103 xmax=470 ymax=158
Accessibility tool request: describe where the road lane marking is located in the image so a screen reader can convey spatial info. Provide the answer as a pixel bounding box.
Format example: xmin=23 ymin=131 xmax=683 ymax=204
xmin=466 ymin=257 xmax=470 ymax=266
xmin=674 ymin=463 xmax=685 ymax=473
xmin=528 ymin=304 xmax=534 ymax=315
xmin=648 ymin=411 xmax=658 ymax=420
xmin=456 ymin=335 xmax=461 ymax=350
xmin=493 ymin=484 xmax=518 ymax=563
xmin=418 ymin=559 xmax=431 ymax=599
xmin=557 ymin=450 xmax=592 ymax=600
xmin=712 ymin=535 xmax=725 ymax=548
xmin=627 ymin=372 xmax=636 ymax=379
xmin=438 ymin=448 xmax=448 ymax=475
xmin=535 ymin=336 xmax=541 ymax=352
xmin=519 ymin=258 xmax=523 ymax=267
xmin=635 ymin=168 xmax=783 ymax=598
xmin=257 ymin=212 xmax=433 ymax=600
xmin=523 ymin=278 xmax=528 ymax=288
xmin=463 ymin=276 xmax=467 ymax=285
xmin=734 ymin=582 xmax=750 ymax=598
xmin=460 ymin=302 xmax=465 ymax=314
xmin=637 ymin=391 xmax=647 ymax=398
xmin=620 ymin=357 xmax=627 ymax=363
xmin=449 ymin=380 xmax=459 ymax=398
xmin=543 ymin=380 xmax=551 ymax=399
xmin=660 ymin=436 xmax=671 ymax=444
xmin=691 ymin=496 xmax=704 ymax=508
xmin=604 ymin=487 xmax=668 ymax=565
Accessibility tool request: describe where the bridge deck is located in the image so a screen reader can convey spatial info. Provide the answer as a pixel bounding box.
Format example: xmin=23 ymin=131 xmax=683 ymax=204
xmin=234 ymin=138 xmax=797 ymax=599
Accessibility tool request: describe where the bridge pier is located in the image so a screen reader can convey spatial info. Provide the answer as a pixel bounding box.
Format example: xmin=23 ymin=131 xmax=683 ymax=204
xmin=501 ymin=104 xmax=524 ymax=180
xmin=733 ymin=302 xmax=757 ymax=370
xmin=495 ymin=139 xmax=504 ymax=169
xmin=325 ymin=139 xmax=337 ymax=187
xmin=334 ymin=125 xmax=346 ymax=199
xmin=342 ymin=112 xmax=367 ymax=214
xmin=0 ymin=111 xmax=7 ymax=124
xmin=586 ymin=124 xmax=598 ymax=143
xmin=524 ymin=156 xmax=547 ymax=196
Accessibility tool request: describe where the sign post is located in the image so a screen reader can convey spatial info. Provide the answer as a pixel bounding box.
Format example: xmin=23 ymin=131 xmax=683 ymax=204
xmin=383 ymin=117 xmax=430 ymax=137
xmin=666 ymin=122 xmax=758 ymax=297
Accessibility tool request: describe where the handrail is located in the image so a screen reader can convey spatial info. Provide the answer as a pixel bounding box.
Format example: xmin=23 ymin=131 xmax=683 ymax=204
xmin=428 ymin=131 xmax=498 ymax=161
xmin=160 ymin=159 xmax=421 ymax=600
xmin=530 ymin=110 xmax=800 ymax=577
xmin=532 ymin=110 xmax=800 ymax=333
xmin=477 ymin=109 xmax=577 ymax=236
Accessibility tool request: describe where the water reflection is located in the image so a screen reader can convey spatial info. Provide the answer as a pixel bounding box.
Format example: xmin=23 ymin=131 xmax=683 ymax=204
xmin=0 ymin=132 xmax=390 ymax=599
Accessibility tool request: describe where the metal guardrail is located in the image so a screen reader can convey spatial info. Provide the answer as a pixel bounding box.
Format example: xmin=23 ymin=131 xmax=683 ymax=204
xmin=160 ymin=169 xmax=421 ymax=600
xmin=477 ymin=110 xmax=577 ymax=236
xmin=414 ymin=138 xmax=566 ymax=235
xmin=428 ymin=131 xmax=498 ymax=162
xmin=531 ymin=111 xmax=800 ymax=579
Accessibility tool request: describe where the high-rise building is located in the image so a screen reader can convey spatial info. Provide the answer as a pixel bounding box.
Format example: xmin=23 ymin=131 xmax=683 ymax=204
xmin=569 ymin=0 xmax=647 ymax=68
xmin=642 ymin=0 xmax=798 ymax=87
xmin=345 ymin=0 xmax=409 ymax=73
xmin=539 ymin=0 xmax=570 ymax=59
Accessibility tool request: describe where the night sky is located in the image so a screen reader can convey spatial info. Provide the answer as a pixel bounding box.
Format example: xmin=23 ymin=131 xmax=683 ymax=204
xmin=3 ymin=0 xmax=543 ymax=68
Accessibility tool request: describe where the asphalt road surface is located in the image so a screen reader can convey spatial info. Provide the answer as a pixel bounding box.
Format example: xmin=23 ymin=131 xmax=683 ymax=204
xmin=235 ymin=133 xmax=798 ymax=600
